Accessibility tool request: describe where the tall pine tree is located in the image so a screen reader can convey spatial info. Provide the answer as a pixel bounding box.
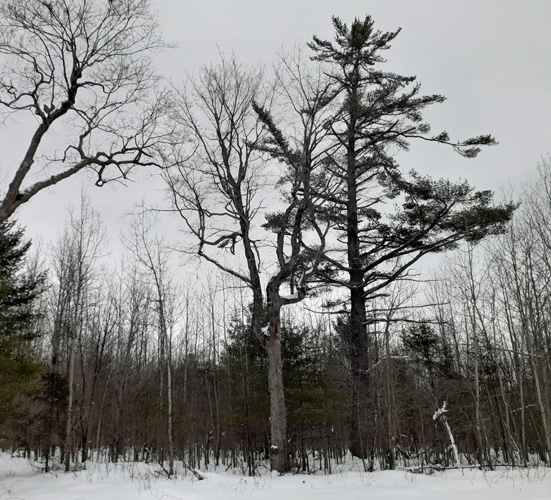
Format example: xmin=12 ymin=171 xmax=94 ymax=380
xmin=309 ymin=16 xmax=515 ymax=459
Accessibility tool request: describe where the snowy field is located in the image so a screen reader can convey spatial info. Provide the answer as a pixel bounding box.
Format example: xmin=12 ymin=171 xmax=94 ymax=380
xmin=0 ymin=454 xmax=550 ymax=500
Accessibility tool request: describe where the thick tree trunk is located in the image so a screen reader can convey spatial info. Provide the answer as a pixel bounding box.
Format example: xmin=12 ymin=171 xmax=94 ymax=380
xmin=346 ymin=147 xmax=371 ymax=458
xmin=266 ymin=289 xmax=289 ymax=473
xmin=345 ymin=72 xmax=372 ymax=460
xmin=349 ymin=288 xmax=370 ymax=459
xmin=251 ymin=286 xmax=264 ymax=341
xmin=239 ymin=213 xmax=264 ymax=340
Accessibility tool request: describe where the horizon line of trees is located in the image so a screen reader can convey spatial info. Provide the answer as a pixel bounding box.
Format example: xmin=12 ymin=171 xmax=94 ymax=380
xmin=1 ymin=160 xmax=550 ymax=474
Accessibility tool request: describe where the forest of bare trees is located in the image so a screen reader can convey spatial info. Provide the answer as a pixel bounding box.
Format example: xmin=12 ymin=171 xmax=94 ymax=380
xmin=0 ymin=0 xmax=548 ymax=477
xmin=4 ymin=164 xmax=551 ymax=474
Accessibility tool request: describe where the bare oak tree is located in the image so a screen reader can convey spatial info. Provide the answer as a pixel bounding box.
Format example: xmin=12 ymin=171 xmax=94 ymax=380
xmin=163 ymin=56 xmax=267 ymax=340
xmin=251 ymin=53 xmax=335 ymax=472
xmin=0 ymin=0 xmax=166 ymax=222
xmin=164 ymin=52 xmax=334 ymax=472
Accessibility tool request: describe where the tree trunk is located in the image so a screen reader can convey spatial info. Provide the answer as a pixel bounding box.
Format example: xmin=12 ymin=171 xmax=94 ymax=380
xmin=158 ymin=293 xmax=174 ymax=476
xmin=345 ymin=70 xmax=372 ymax=459
xmin=167 ymin=349 xmax=174 ymax=476
xmin=64 ymin=333 xmax=76 ymax=472
xmin=349 ymin=288 xmax=370 ymax=459
xmin=266 ymin=290 xmax=289 ymax=473
xmin=530 ymin=347 xmax=551 ymax=464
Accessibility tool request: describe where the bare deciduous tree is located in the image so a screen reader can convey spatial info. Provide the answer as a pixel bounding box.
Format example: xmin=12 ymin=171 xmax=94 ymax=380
xmin=0 ymin=0 xmax=167 ymax=222
xmin=163 ymin=56 xmax=266 ymax=339
xmin=124 ymin=212 xmax=178 ymax=476
xmin=251 ymin=52 xmax=334 ymax=473
xmin=50 ymin=195 xmax=106 ymax=471
xmin=164 ymin=51 xmax=335 ymax=473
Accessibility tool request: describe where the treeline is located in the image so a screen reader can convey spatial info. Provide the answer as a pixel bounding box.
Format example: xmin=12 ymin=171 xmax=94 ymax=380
xmin=2 ymin=163 xmax=551 ymax=474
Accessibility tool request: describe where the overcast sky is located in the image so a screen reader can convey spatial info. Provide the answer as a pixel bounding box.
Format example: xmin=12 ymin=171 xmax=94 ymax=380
xmin=5 ymin=0 xmax=551 ymax=251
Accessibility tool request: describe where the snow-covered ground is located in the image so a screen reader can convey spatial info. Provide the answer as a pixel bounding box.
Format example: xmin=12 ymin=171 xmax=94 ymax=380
xmin=1 ymin=454 xmax=549 ymax=500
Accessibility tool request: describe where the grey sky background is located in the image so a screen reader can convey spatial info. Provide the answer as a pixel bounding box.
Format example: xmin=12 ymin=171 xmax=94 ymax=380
xmin=5 ymin=0 xmax=551 ymax=253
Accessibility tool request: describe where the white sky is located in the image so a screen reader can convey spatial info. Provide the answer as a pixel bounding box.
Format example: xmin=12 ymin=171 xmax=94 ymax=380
xmin=4 ymin=0 xmax=551 ymax=250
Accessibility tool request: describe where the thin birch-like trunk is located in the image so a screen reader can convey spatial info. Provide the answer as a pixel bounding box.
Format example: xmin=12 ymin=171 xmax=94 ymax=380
xmin=64 ymin=334 xmax=76 ymax=472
